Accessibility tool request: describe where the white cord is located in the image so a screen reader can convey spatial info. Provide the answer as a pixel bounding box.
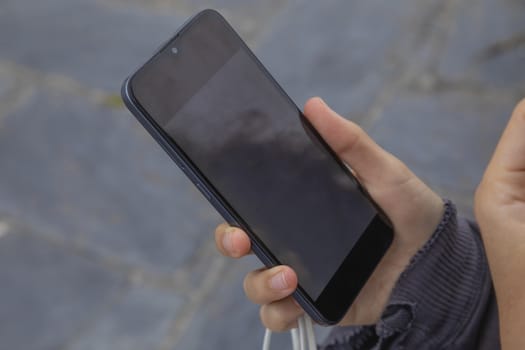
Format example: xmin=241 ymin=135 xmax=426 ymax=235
xmin=291 ymin=328 xmax=300 ymax=350
xmin=298 ymin=316 xmax=306 ymax=350
xmin=262 ymin=327 xmax=272 ymax=350
xmin=304 ymin=315 xmax=317 ymax=350
xmin=262 ymin=315 xmax=317 ymax=350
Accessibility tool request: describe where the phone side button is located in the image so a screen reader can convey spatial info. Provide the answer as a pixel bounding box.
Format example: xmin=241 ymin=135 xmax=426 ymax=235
xmin=196 ymin=183 xmax=212 ymax=201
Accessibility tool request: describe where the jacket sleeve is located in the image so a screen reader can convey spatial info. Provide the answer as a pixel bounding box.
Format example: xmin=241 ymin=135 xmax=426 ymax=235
xmin=319 ymin=200 xmax=500 ymax=350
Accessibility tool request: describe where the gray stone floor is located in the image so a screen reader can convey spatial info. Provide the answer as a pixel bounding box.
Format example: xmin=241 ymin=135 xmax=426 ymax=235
xmin=0 ymin=0 xmax=524 ymax=349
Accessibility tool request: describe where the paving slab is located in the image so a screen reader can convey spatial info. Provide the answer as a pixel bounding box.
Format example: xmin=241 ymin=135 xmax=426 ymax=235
xmin=0 ymin=65 xmax=32 ymax=119
xmin=0 ymin=0 xmax=184 ymax=91
xmin=0 ymin=69 xmax=15 ymax=100
xmin=254 ymin=0 xmax=443 ymax=120
xmin=369 ymin=91 xmax=518 ymax=215
xmin=1 ymin=0 xmax=290 ymax=93
xmin=0 ymin=224 xmax=123 ymax=350
xmin=437 ymin=0 xmax=525 ymax=89
xmin=101 ymin=0 xmax=290 ymax=46
xmin=68 ymin=285 xmax=183 ymax=350
xmin=0 ymin=89 xmax=221 ymax=272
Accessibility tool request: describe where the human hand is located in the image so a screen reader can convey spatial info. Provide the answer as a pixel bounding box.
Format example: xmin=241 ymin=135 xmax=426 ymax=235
xmin=475 ymin=98 xmax=525 ymax=349
xmin=215 ymin=97 xmax=444 ymax=331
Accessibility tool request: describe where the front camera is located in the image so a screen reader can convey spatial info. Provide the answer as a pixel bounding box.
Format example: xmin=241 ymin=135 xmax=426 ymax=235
xmin=171 ymin=47 xmax=179 ymax=55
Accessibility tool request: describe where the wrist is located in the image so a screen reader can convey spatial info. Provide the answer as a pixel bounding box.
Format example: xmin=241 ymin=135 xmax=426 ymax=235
xmin=340 ymin=197 xmax=445 ymax=326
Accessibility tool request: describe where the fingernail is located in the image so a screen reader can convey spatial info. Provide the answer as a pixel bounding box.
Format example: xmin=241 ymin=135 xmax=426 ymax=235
xmin=222 ymin=227 xmax=236 ymax=254
xmin=269 ymin=270 xmax=289 ymax=290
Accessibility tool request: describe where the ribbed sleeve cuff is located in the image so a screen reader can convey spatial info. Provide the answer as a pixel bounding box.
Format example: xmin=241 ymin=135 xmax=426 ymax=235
xmin=321 ymin=200 xmax=493 ymax=349
xmin=377 ymin=200 xmax=489 ymax=345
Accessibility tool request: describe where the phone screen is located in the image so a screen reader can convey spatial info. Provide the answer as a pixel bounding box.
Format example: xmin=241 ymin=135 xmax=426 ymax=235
xmin=130 ymin=11 xmax=387 ymax=304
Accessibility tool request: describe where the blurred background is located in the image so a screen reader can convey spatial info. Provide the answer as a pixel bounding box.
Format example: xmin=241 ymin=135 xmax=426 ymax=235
xmin=0 ymin=0 xmax=524 ymax=349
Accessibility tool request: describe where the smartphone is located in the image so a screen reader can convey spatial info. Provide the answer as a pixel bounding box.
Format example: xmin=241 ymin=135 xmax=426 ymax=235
xmin=121 ymin=9 xmax=393 ymax=325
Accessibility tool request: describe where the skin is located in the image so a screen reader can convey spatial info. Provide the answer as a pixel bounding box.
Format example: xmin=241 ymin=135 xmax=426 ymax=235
xmin=475 ymin=98 xmax=525 ymax=350
xmin=214 ymin=97 xmax=444 ymax=331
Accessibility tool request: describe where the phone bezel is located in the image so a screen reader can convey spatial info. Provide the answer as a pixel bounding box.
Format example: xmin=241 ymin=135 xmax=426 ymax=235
xmin=121 ymin=9 xmax=393 ymax=325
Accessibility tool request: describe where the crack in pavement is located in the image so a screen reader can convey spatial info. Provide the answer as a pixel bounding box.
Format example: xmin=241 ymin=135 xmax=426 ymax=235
xmin=476 ymin=33 xmax=525 ymax=61
xmin=0 ymin=60 xmax=124 ymax=110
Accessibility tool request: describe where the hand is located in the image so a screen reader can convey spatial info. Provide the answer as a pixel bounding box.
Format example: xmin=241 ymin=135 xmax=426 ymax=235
xmin=475 ymin=98 xmax=525 ymax=349
xmin=214 ymin=97 xmax=444 ymax=331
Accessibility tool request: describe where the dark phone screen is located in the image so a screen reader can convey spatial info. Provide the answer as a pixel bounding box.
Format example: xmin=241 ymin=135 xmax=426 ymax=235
xmin=131 ymin=12 xmax=378 ymax=300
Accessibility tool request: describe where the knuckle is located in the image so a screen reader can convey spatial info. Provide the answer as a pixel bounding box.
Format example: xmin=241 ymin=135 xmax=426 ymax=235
xmin=260 ymin=305 xmax=292 ymax=332
xmin=338 ymin=122 xmax=363 ymax=155
xmin=243 ymin=269 xmax=265 ymax=303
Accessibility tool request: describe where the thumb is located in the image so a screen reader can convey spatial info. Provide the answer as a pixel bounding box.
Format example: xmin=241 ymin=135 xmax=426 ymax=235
xmin=302 ymin=97 xmax=407 ymax=188
xmin=485 ymin=99 xmax=525 ymax=179
xmin=303 ymin=97 xmax=444 ymax=253
xmin=479 ymin=98 xmax=525 ymax=208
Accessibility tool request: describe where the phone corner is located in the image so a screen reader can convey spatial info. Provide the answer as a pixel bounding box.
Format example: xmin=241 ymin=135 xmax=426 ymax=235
xmin=194 ymin=8 xmax=230 ymax=27
xmin=120 ymin=77 xmax=135 ymax=110
xmin=198 ymin=8 xmax=223 ymax=18
xmin=292 ymin=291 xmax=339 ymax=327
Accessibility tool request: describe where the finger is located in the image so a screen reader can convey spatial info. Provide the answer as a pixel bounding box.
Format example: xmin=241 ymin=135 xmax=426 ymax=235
xmin=303 ymin=97 xmax=407 ymax=188
xmin=260 ymin=297 xmax=304 ymax=332
xmin=214 ymin=224 xmax=251 ymax=258
xmin=243 ymin=266 xmax=297 ymax=304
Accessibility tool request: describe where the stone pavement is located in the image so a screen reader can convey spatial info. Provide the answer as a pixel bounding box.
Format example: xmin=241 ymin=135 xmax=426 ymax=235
xmin=0 ymin=0 xmax=523 ymax=349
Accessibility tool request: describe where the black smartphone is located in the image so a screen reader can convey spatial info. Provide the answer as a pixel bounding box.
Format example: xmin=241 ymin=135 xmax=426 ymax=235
xmin=121 ymin=9 xmax=393 ymax=325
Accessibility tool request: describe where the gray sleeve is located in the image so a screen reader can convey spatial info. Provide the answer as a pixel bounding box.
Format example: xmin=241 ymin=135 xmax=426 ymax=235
xmin=319 ymin=200 xmax=500 ymax=350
